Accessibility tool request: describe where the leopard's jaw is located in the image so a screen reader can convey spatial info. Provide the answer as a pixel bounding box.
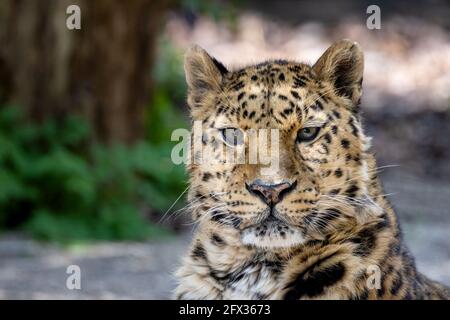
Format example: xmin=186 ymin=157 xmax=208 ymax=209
xmin=241 ymin=218 xmax=305 ymax=248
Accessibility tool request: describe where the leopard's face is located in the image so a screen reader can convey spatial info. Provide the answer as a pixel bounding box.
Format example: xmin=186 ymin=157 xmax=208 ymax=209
xmin=185 ymin=40 xmax=371 ymax=249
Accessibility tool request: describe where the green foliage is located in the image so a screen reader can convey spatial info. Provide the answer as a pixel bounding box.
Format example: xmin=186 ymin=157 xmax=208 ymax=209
xmin=0 ymin=106 xmax=184 ymax=243
xmin=0 ymin=36 xmax=191 ymax=244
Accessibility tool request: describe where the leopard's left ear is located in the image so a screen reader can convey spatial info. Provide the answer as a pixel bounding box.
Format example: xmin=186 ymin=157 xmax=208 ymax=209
xmin=313 ymin=39 xmax=364 ymax=109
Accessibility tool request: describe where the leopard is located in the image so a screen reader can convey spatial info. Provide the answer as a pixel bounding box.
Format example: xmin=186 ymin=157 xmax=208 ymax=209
xmin=173 ymin=39 xmax=449 ymax=300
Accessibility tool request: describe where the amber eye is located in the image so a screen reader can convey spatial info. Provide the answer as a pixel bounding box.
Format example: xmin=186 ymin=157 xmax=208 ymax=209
xmin=219 ymin=128 xmax=244 ymax=146
xmin=296 ymin=127 xmax=320 ymax=143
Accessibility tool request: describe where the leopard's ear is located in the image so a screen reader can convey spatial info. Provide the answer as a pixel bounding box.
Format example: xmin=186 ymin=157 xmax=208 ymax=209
xmin=313 ymin=39 xmax=364 ymax=109
xmin=184 ymin=45 xmax=228 ymax=116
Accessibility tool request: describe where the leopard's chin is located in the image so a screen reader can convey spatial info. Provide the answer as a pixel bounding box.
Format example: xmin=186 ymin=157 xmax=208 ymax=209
xmin=240 ymin=216 xmax=305 ymax=248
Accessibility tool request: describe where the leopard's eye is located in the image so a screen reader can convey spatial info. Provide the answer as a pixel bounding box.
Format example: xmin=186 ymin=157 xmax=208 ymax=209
xmin=219 ymin=128 xmax=244 ymax=146
xmin=296 ymin=127 xmax=320 ymax=143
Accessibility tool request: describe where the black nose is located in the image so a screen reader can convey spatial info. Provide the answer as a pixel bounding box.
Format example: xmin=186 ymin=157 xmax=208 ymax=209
xmin=246 ymin=180 xmax=297 ymax=206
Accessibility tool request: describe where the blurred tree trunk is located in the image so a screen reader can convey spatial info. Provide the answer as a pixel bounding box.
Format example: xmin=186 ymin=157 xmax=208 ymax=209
xmin=0 ymin=0 xmax=170 ymax=143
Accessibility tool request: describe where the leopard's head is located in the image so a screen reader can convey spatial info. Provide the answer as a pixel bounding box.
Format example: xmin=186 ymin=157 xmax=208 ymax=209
xmin=184 ymin=40 xmax=378 ymax=249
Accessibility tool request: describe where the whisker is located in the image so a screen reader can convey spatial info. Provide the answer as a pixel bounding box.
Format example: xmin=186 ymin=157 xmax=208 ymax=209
xmin=324 ymin=164 xmax=399 ymax=190
xmin=158 ymin=185 xmax=190 ymax=224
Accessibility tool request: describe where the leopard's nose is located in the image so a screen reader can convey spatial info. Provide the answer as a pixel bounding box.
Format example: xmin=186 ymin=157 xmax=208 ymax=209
xmin=246 ymin=179 xmax=297 ymax=206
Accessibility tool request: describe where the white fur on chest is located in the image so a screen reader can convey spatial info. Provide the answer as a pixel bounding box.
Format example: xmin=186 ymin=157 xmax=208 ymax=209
xmin=221 ymin=263 xmax=281 ymax=299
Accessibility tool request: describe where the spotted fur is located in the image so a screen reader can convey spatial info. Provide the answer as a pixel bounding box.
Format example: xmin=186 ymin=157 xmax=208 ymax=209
xmin=174 ymin=40 xmax=449 ymax=300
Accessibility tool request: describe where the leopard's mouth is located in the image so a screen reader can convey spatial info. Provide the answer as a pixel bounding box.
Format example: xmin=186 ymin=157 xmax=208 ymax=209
xmin=240 ymin=213 xmax=305 ymax=248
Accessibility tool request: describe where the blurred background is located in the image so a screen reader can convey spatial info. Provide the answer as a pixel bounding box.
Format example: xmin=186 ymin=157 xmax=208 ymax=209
xmin=0 ymin=0 xmax=448 ymax=299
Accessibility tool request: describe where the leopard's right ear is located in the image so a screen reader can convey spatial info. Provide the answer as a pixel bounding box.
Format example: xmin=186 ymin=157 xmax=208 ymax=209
xmin=184 ymin=45 xmax=228 ymax=116
xmin=312 ymin=39 xmax=364 ymax=110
